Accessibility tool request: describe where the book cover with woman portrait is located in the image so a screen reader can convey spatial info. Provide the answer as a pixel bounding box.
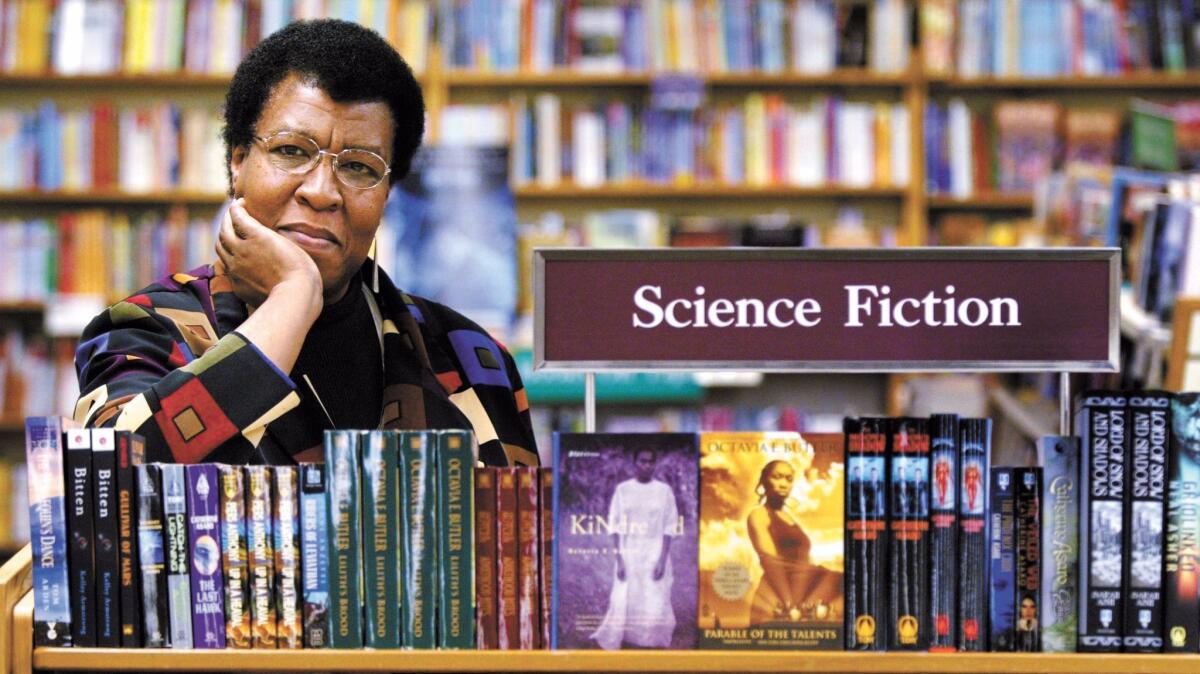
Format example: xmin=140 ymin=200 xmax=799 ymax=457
xmin=698 ymin=432 xmax=844 ymax=649
xmin=551 ymin=433 xmax=699 ymax=650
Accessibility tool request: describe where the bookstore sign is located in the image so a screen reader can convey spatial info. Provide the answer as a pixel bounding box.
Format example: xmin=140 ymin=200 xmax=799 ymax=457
xmin=534 ymin=248 xmax=1119 ymax=372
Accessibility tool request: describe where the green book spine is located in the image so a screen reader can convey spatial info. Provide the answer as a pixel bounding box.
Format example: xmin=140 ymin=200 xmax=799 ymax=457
xmin=399 ymin=431 xmax=438 ymax=649
xmin=325 ymin=430 xmax=363 ymax=648
xmin=436 ymin=430 xmax=476 ymax=649
xmin=361 ymin=430 xmax=401 ymax=648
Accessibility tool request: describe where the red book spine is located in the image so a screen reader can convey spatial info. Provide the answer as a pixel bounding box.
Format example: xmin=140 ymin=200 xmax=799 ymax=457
xmin=496 ymin=467 xmax=520 ymax=649
xmin=538 ymin=467 xmax=553 ymax=649
xmin=516 ymin=466 xmax=541 ymax=649
xmin=474 ymin=468 xmax=499 ymax=649
xmin=57 ymin=212 xmax=75 ymax=293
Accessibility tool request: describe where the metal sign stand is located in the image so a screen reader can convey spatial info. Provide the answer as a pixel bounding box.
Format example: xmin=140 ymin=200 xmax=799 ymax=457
xmin=585 ymin=372 xmax=596 ymax=433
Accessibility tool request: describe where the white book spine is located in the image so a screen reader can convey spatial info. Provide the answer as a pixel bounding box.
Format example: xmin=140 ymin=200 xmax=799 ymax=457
xmin=947 ymin=99 xmax=973 ymax=199
xmin=572 ymin=109 xmax=606 ymax=188
xmin=534 ymin=93 xmax=561 ymax=186
xmin=890 ymin=103 xmax=910 ymax=188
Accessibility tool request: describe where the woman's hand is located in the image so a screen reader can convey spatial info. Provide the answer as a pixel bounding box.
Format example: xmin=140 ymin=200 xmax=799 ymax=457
xmin=216 ymin=198 xmax=323 ymax=313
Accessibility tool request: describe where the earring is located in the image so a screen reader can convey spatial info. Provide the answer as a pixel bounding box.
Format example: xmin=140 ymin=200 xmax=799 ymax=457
xmin=370 ymin=236 xmax=380 ymax=293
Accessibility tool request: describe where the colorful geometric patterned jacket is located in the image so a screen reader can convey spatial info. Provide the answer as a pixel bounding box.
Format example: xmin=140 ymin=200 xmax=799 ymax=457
xmin=72 ymin=260 xmax=538 ymax=467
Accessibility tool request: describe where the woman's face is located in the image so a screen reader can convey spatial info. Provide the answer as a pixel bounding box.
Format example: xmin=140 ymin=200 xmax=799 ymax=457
xmin=764 ymin=463 xmax=795 ymax=500
xmin=229 ymin=73 xmax=395 ymax=303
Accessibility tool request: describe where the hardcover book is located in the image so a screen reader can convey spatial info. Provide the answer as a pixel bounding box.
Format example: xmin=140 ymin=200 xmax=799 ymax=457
xmin=698 ymin=431 xmax=840 ymax=649
xmin=539 ymin=466 xmax=553 ymax=649
xmin=517 ymin=466 xmax=541 ymax=649
xmin=90 ymin=428 xmax=119 ymax=646
xmin=246 ymin=465 xmax=276 ymax=648
xmin=1015 ymin=468 xmax=1042 ymax=652
xmin=217 ymin=464 xmax=251 ymax=649
xmin=325 ymin=430 xmax=363 ymax=648
xmin=361 ymin=430 xmax=401 ymax=648
xmin=989 ymin=467 xmax=1017 ymax=652
xmin=475 ymin=467 xmax=499 ymax=649
xmin=299 ymin=463 xmax=329 ymax=648
xmin=928 ymin=414 xmax=958 ymax=652
xmin=957 ymin=418 xmax=990 ymax=651
xmin=25 ymin=417 xmax=72 ymax=646
xmin=272 ymin=466 xmax=302 ymax=649
xmin=435 ymin=430 xmax=475 ymax=649
xmin=135 ymin=463 xmax=168 ymax=647
xmin=186 ymin=464 xmax=225 ymax=649
xmin=162 ymin=464 xmax=191 ymax=649
xmin=845 ymin=418 xmax=887 ymax=650
xmin=555 ymin=433 xmax=699 ymax=650
xmin=887 ymin=418 xmax=931 ymax=650
xmin=115 ymin=431 xmax=144 ymax=646
xmin=399 ymin=431 xmax=438 ymax=649
xmin=1165 ymin=393 xmax=1200 ymax=651
xmin=497 ymin=467 xmax=519 ymax=649
xmin=1038 ymin=436 xmax=1080 ymax=653
xmin=1123 ymin=392 xmax=1170 ymax=652
xmin=65 ymin=428 xmax=97 ymax=646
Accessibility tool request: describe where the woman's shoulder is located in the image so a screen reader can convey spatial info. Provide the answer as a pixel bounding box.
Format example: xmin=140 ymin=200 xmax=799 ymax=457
xmin=746 ymin=504 xmax=771 ymax=527
xmin=111 ymin=264 xmax=217 ymax=312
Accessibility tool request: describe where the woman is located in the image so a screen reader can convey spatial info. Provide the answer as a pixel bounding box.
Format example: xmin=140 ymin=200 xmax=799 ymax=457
xmin=746 ymin=460 xmax=842 ymax=624
xmin=72 ymin=20 xmax=537 ymax=467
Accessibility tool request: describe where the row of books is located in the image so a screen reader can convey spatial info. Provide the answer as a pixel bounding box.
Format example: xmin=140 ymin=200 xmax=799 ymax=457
xmin=442 ymin=0 xmax=911 ymax=75
xmin=0 ymin=0 xmax=430 ymax=76
xmin=0 ymin=102 xmax=225 ymax=194
xmin=921 ymin=0 xmax=1200 ymax=78
xmin=0 ymin=461 xmax=28 ymax=550
xmin=0 ymin=331 xmax=76 ymax=422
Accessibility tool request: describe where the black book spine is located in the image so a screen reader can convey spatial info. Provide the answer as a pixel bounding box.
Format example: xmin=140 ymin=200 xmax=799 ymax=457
xmin=1165 ymin=393 xmax=1200 ymax=651
xmin=90 ymin=429 xmax=120 ymax=647
xmin=115 ymin=431 xmax=145 ymax=646
xmin=887 ymin=417 xmax=931 ymax=650
xmin=1123 ymin=392 xmax=1170 ymax=652
xmin=1076 ymin=391 xmax=1128 ymax=653
xmin=956 ymin=418 xmax=990 ymax=652
xmin=989 ymin=467 xmax=1017 ymax=652
xmin=1014 ymin=467 xmax=1042 ymax=652
xmin=844 ymin=416 xmax=888 ymax=650
xmin=928 ymin=414 xmax=959 ymax=652
xmin=65 ymin=430 xmax=97 ymax=646
xmin=136 ymin=464 xmax=169 ymax=647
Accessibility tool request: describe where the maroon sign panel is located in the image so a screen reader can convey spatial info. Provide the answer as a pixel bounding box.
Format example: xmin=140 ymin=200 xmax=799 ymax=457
xmin=534 ymin=249 xmax=1119 ymax=372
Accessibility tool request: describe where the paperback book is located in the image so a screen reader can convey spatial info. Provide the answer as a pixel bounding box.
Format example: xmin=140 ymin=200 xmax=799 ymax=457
xmin=186 ymin=464 xmax=225 ymax=649
xmin=91 ymin=428 xmax=119 ymax=646
xmin=1038 ymin=436 xmax=1080 ymax=653
xmin=299 ymin=463 xmax=329 ymax=648
xmin=162 ymin=464 xmax=190 ymax=649
xmin=272 ymin=466 xmax=301 ymax=649
xmin=399 ymin=430 xmax=437 ymax=649
xmin=1123 ymin=392 xmax=1170 ymax=652
xmin=1014 ymin=468 xmax=1041 ymax=652
xmin=115 ymin=431 xmax=144 ymax=646
xmin=135 ymin=463 xmax=168 ymax=647
xmin=436 ymin=430 xmax=475 ymax=649
xmin=361 ymin=430 xmax=401 ymax=648
xmin=65 ymin=428 xmax=96 ymax=646
xmin=246 ymin=465 xmax=276 ymax=649
xmin=1165 ymin=393 xmax=1200 ymax=651
xmin=957 ymin=418 xmax=990 ymax=651
xmin=475 ymin=467 xmax=499 ymax=649
xmin=217 ymin=465 xmax=250 ymax=649
xmin=325 ymin=430 xmax=363 ymax=648
xmin=989 ymin=467 xmax=1017 ymax=652
xmin=887 ymin=418 xmax=930 ymax=650
xmin=846 ymin=418 xmax=887 ymax=650
xmin=928 ymin=414 xmax=958 ymax=652
xmin=25 ymin=417 xmax=72 ymax=646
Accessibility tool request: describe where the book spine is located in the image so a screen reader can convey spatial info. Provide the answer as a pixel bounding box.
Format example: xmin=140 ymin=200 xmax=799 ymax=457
xmin=325 ymin=430 xmax=363 ymax=648
xmin=272 ymin=466 xmax=302 ymax=649
xmin=539 ymin=466 xmax=553 ymax=650
xmin=888 ymin=417 xmax=931 ymax=650
xmin=218 ymin=464 xmax=251 ymax=649
xmin=1038 ymin=436 xmax=1080 ymax=653
xmin=1015 ymin=467 xmax=1042 ymax=652
xmin=246 ymin=465 xmax=276 ymax=649
xmin=135 ymin=463 xmax=168 ymax=647
xmin=1165 ymin=393 xmax=1200 ymax=651
xmin=957 ymin=418 xmax=990 ymax=651
xmin=436 ymin=430 xmax=475 ymax=649
xmin=162 ymin=463 xmax=191 ymax=649
xmin=475 ymin=467 xmax=500 ymax=649
xmin=362 ymin=430 xmax=401 ymax=648
xmin=1123 ymin=392 xmax=1169 ymax=652
xmin=928 ymin=413 xmax=959 ymax=652
xmin=300 ymin=463 xmax=329 ymax=648
xmin=25 ymin=416 xmax=72 ymax=646
xmin=90 ymin=428 xmax=119 ymax=647
xmin=517 ymin=465 xmax=542 ymax=649
xmin=1077 ymin=391 xmax=1128 ymax=652
xmin=844 ymin=416 xmax=888 ymax=650
xmin=187 ymin=464 xmax=225 ymax=649
xmin=115 ymin=430 xmax=144 ymax=646
xmin=496 ymin=466 xmax=520 ymax=649
xmin=989 ymin=467 xmax=1017 ymax=652
xmin=400 ymin=430 xmax=438 ymax=649
xmin=65 ymin=429 xmax=97 ymax=646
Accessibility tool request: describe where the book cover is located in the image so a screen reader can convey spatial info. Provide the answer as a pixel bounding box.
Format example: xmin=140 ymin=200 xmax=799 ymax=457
xmin=1038 ymin=436 xmax=1081 ymax=653
xmin=325 ymin=430 xmax=363 ymax=648
xmin=246 ymin=465 xmax=276 ymax=649
xmin=400 ymin=430 xmax=438 ymax=649
xmin=554 ymin=433 xmax=699 ymax=650
xmin=25 ymin=417 xmax=72 ymax=646
xmin=1166 ymin=393 xmax=1200 ymax=651
xmin=957 ymin=418 xmax=990 ymax=651
xmin=845 ymin=418 xmax=887 ymax=650
xmin=361 ymin=430 xmax=401 ymax=648
xmin=115 ymin=430 xmax=144 ymax=646
xmin=161 ymin=463 xmax=191 ymax=649
xmin=217 ymin=464 xmax=251 ymax=649
xmin=135 ymin=463 xmax=168 ymax=647
xmin=517 ymin=466 xmax=541 ymax=649
xmin=1077 ymin=391 xmax=1128 ymax=652
xmin=928 ymin=414 xmax=958 ymax=652
xmin=989 ymin=467 xmax=1017 ymax=652
xmin=475 ymin=467 xmax=499 ymax=649
xmin=1123 ymin=392 xmax=1170 ymax=652
xmin=1015 ymin=467 xmax=1042 ymax=652
xmin=699 ymin=431 xmax=841 ymax=649
xmin=436 ymin=430 xmax=475 ymax=649
xmin=272 ymin=466 xmax=301 ymax=649
xmin=887 ymin=418 xmax=931 ymax=650
xmin=300 ymin=463 xmax=329 ymax=649
xmin=539 ymin=466 xmax=553 ymax=649
xmin=65 ymin=428 xmax=96 ymax=646
xmin=186 ymin=464 xmax=225 ymax=648
xmin=497 ymin=467 xmax=520 ymax=649
xmin=89 ymin=428 xmax=119 ymax=646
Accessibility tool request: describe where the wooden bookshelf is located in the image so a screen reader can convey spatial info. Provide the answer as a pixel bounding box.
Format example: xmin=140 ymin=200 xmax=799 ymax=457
xmin=930 ymin=73 xmax=1200 ymax=90
xmin=513 ymin=183 xmax=908 ymax=200
xmin=0 ymin=190 xmax=227 ymax=206
xmin=926 ymin=194 xmax=1036 ymax=211
xmin=443 ymin=68 xmax=911 ymax=88
xmin=0 ymin=302 xmax=45 ymax=314
xmin=0 ymin=73 xmax=234 ymax=88
xmin=0 ymin=419 xmax=24 ymax=433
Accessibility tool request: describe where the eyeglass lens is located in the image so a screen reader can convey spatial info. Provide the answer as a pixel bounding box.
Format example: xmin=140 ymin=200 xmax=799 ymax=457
xmin=261 ymin=132 xmax=388 ymax=188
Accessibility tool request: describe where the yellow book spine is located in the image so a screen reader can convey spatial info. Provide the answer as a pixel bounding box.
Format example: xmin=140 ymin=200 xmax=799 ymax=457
xmin=874 ymin=102 xmax=891 ymax=187
xmin=745 ymin=93 xmax=767 ymax=187
xmin=21 ymin=0 xmax=51 ymax=73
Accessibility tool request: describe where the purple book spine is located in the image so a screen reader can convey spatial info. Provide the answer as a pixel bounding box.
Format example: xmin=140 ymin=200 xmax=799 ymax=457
xmin=186 ymin=464 xmax=226 ymax=648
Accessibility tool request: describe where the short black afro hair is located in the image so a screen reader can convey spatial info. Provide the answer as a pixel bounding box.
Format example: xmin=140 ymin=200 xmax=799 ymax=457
xmin=222 ymin=19 xmax=425 ymax=189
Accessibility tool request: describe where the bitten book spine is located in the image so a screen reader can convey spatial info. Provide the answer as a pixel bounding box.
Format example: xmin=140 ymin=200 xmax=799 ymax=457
xmin=25 ymin=417 xmax=72 ymax=646
xmin=187 ymin=464 xmax=226 ymax=649
xmin=496 ymin=466 xmax=520 ymax=649
xmin=135 ymin=463 xmax=168 ymax=648
xmin=115 ymin=431 xmax=144 ymax=647
xmin=989 ymin=467 xmax=1016 ymax=652
xmin=90 ymin=428 xmax=119 ymax=647
xmin=361 ymin=430 xmax=401 ymax=648
xmin=1077 ymin=391 xmax=1128 ymax=653
xmin=400 ymin=431 xmax=438 ymax=649
xmin=844 ymin=417 xmax=888 ymax=651
xmin=162 ymin=464 xmax=191 ymax=649
xmin=517 ymin=466 xmax=542 ymax=649
xmin=436 ymin=430 xmax=475 ymax=649
xmin=1038 ymin=436 xmax=1080 ymax=653
xmin=928 ymin=414 xmax=958 ymax=652
xmin=475 ymin=467 xmax=499 ymax=649
xmin=1015 ymin=467 xmax=1042 ymax=652
xmin=539 ymin=466 xmax=553 ymax=650
xmin=218 ymin=464 xmax=251 ymax=649
xmin=888 ymin=418 xmax=930 ymax=650
xmin=957 ymin=418 xmax=990 ymax=651
xmin=65 ymin=429 xmax=97 ymax=646
xmin=325 ymin=430 xmax=363 ymax=648
xmin=246 ymin=465 xmax=277 ymax=649
xmin=272 ymin=466 xmax=302 ymax=649
xmin=300 ymin=463 xmax=329 ymax=649
xmin=1122 ymin=392 xmax=1170 ymax=652
xmin=1165 ymin=393 xmax=1200 ymax=652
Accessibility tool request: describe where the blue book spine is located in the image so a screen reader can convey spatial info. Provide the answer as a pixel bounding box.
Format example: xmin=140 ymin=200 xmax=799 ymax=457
xmin=162 ymin=464 xmax=192 ymax=649
xmin=25 ymin=416 xmax=72 ymax=646
xmin=135 ymin=464 xmax=168 ymax=647
xmin=300 ymin=463 xmax=329 ymax=648
xmin=1038 ymin=436 xmax=1080 ymax=653
xmin=186 ymin=464 xmax=225 ymax=649
xmin=989 ymin=467 xmax=1017 ymax=651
